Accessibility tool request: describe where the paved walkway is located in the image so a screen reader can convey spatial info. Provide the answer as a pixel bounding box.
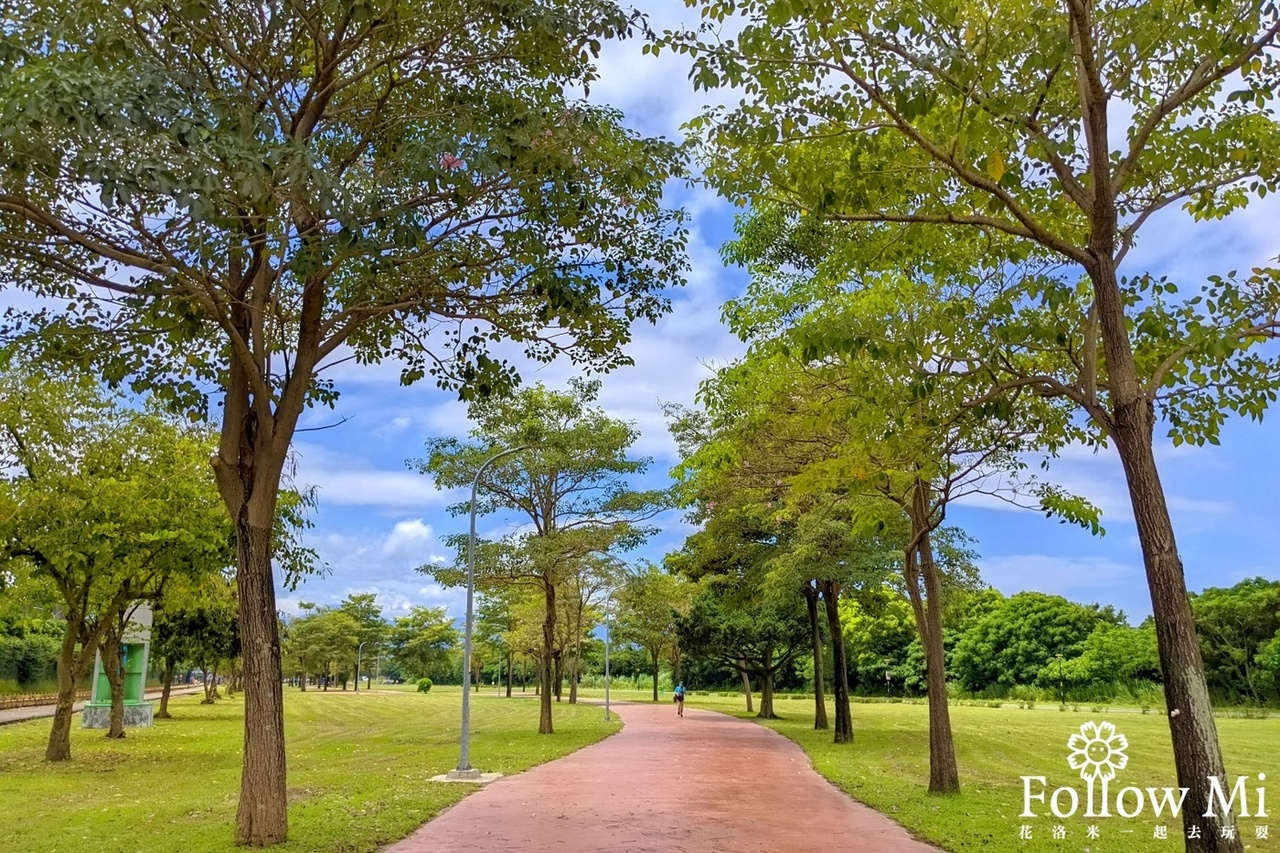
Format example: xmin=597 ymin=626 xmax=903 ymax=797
xmin=0 ymin=685 xmax=203 ymax=726
xmin=388 ymin=701 xmax=939 ymax=853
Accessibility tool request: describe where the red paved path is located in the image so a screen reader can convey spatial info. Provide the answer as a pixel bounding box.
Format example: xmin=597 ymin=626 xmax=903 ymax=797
xmin=387 ymin=700 xmax=939 ymax=852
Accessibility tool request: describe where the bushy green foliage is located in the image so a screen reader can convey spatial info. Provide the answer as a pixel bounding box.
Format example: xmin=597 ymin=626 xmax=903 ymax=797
xmin=416 ymin=678 xmax=433 ymax=694
xmin=1190 ymin=577 xmax=1280 ymax=704
xmin=1039 ymin=622 xmax=1161 ymax=689
xmin=950 ymin=592 xmax=1117 ymax=692
xmin=1258 ymin=632 xmax=1280 ymax=698
xmin=0 ymin=633 xmax=59 ymax=692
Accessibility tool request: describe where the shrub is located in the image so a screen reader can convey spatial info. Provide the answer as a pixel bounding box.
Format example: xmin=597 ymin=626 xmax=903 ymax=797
xmin=416 ymin=677 xmax=433 ymax=693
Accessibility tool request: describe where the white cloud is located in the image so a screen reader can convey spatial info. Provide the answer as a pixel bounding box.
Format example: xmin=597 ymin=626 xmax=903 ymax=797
xmin=382 ymin=519 xmax=434 ymax=555
xmin=291 ymin=441 xmax=462 ymax=512
xmin=286 ymin=517 xmax=463 ymax=619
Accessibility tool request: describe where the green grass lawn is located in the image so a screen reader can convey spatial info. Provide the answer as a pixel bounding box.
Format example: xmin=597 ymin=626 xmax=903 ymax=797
xmin=0 ymin=687 xmax=617 ymax=853
xmin=684 ymin=692 xmax=1279 ymax=852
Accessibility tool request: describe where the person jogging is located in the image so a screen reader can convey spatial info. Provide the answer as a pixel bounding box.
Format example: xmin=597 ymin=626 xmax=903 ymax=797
xmin=673 ymin=682 xmax=686 ymax=717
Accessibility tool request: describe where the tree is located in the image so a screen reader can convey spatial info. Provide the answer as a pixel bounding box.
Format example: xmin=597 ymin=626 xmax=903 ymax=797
xmin=1046 ymin=621 xmax=1162 ymax=695
xmin=670 ymin=2 xmax=1280 ymax=842
xmin=1256 ymin=631 xmax=1280 ymax=702
xmin=0 ymin=369 xmax=230 ymax=759
xmin=338 ymin=593 xmax=388 ymax=688
xmin=284 ymin=608 xmax=361 ymax=689
xmin=476 ymin=586 xmax=530 ymax=697
xmin=154 ymin=571 xmax=240 ymax=707
xmin=676 ymin=586 xmax=809 ymax=719
xmin=951 ymin=592 xmax=1119 ymax=693
xmin=1190 ymin=578 xmax=1280 ymax=703
xmin=840 ymin=585 xmax=918 ymax=691
xmin=671 ymin=286 xmax=1048 ymax=786
xmin=386 ymin=607 xmax=458 ymax=681
xmin=615 ymin=563 xmax=694 ymax=702
xmin=416 ymin=378 xmax=665 ymax=734
xmin=0 ymin=1 xmax=685 ymax=842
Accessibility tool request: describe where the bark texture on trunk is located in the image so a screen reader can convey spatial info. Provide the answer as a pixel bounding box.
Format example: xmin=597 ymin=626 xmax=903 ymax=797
xmin=234 ymin=523 xmax=288 ymax=847
xmin=651 ymin=650 xmax=661 ymax=702
xmin=203 ymin=666 xmax=219 ymax=703
xmin=804 ymin=583 xmax=828 ymax=730
xmin=820 ymin=580 xmax=852 ymax=743
xmin=46 ymin=619 xmax=83 ymax=762
xmin=539 ymin=583 xmax=555 ymax=734
xmin=757 ymin=656 xmax=777 ymax=719
xmin=157 ymin=659 xmax=175 ymax=719
xmin=102 ymin=630 xmax=126 ymax=739
xmin=568 ymin=606 xmax=582 ymax=704
xmin=668 ymin=646 xmax=683 ymax=686
xmin=738 ymin=658 xmax=754 ymax=713
xmin=1086 ymin=251 xmax=1239 ymax=851
xmin=912 ymin=517 xmax=959 ymax=794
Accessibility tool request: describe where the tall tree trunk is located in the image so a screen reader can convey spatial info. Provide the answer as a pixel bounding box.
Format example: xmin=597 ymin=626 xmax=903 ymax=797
xmin=157 ymin=658 xmax=176 ymax=719
xmin=803 ymin=583 xmax=828 ymax=730
xmin=103 ymin=628 xmax=126 ymax=739
xmin=539 ymin=582 xmax=555 ymax=733
xmin=203 ymin=664 xmax=219 ymax=703
xmin=299 ymin=671 xmax=307 ymax=692
xmin=737 ymin=656 xmax=754 ymax=713
xmin=233 ymin=522 xmax=288 ymax=846
xmin=757 ymin=652 xmax=777 ymax=719
xmin=552 ymin=651 xmax=563 ymax=702
xmin=505 ymin=650 xmax=513 ymax=698
xmin=46 ymin=616 xmax=84 ymax=762
xmin=568 ymin=605 xmax=582 ymax=704
xmin=820 ymin=580 xmax=852 ymax=743
xmin=651 ymin=649 xmax=660 ymax=702
xmin=910 ymin=512 xmax=958 ymax=794
xmin=1088 ymin=254 xmax=1238 ymax=851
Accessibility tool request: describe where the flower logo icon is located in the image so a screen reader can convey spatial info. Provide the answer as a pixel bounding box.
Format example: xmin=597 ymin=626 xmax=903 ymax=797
xmin=1067 ymin=721 xmax=1129 ymax=782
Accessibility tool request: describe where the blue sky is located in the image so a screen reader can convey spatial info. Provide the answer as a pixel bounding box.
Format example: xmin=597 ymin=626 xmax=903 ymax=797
xmin=277 ymin=1 xmax=1280 ymax=625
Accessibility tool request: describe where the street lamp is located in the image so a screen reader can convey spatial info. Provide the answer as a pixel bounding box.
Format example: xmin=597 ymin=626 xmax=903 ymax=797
xmin=884 ymin=658 xmax=892 ymax=696
xmin=594 ymin=557 xmax=630 ymax=723
xmin=355 ymin=641 xmax=370 ymax=694
xmin=450 ymin=445 xmax=527 ymax=781
xmin=603 ymin=587 xmax=617 ymax=722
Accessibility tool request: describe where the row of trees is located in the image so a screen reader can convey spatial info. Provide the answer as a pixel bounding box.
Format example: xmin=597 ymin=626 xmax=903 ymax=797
xmin=0 ymin=0 xmax=688 ymax=843
xmin=835 ymin=578 xmax=1280 ymax=706
xmin=417 ymin=379 xmax=695 ymax=726
xmin=0 ymin=367 xmax=236 ymax=753
xmin=281 ymin=594 xmax=457 ymax=690
xmin=0 ymin=365 xmax=316 ymax=753
xmin=651 ymin=1 xmax=1280 ymax=849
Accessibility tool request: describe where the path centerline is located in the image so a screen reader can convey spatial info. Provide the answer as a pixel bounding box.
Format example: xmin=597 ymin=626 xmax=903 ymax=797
xmin=387 ymin=700 xmax=939 ymax=852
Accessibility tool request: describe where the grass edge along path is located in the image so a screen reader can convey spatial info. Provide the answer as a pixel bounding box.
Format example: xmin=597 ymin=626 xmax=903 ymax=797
xmin=687 ymin=694 xmax=1279 ymax=853
xmin=0 ymin=687 xmax=618 ymax=853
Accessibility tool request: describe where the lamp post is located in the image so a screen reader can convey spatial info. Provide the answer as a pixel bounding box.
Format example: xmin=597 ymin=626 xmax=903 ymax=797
xmin=451 ymin=445 xmax=527 ymax=781
xmin=603 ymin=587 xmax=616 ymax=722
xmin=355 ymin=641 xmax=370 ymax=694
xmin=884 ymin=658 xmax=892 ymax=696
xmin=595 ymin=559 xmax=629 ymax=723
